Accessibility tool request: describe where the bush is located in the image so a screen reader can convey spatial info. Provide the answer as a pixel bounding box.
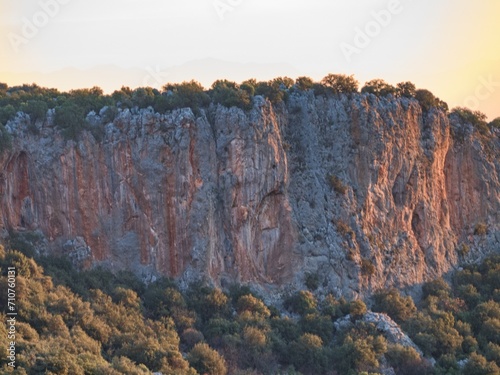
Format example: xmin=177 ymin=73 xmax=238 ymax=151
xmin=489 ymin=117 xmax=500 ymax=130
xmin=361 ymin=79 xmax=396 ymax=97
xmin=0 ymin=104 xmax=16 ymax=124
xmin=386 ymin=344 xmax=432 ymax=375
xmin=21 ymin=100 xmax=48 ymax=123
xmin=349 ymin=300 xmax=367 ymax=320
xmin=304 ymin=272 xmax=320 ymax=291
xmin=320 ymin=74 xmax=359 ymax=94
xmin=187 ymin=343 xmax=227 ymax=375
xmin=474 ymin=222 xmax=488 ymax=236
xmin=415 ymin=89 xmax=448 ymax=112
xmin=361 ymin=259 xmax=376 ymax=276
xmin=372 ymin=288 xmax=416 ymax=323
xmin=284 ymin=291 xmax=317 ymax=315
xmin=329 ymin=174 xmax=347 ymax=194
xmin=255 ymin=80 xmax=286 ymax=104
xmin=451 ymin=107 xmax=489 ymax=135
xmin=335 ymin=219 xmax=353 ymax=237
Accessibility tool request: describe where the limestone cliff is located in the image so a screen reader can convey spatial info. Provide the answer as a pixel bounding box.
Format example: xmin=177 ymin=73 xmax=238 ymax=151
xmin=1 ymin=93 xmax=499 ymax=297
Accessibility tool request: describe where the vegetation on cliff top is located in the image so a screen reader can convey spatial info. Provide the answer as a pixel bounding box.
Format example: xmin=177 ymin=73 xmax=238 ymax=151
xmin=1 ymin=236 xmax=500 ymax=374
xmin=0 ymin=75 xmax=498 ymax=141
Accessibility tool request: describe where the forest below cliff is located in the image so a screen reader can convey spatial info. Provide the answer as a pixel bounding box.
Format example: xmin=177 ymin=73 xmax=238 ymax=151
xmin=1 ymin=237 xmax=500 ymax=374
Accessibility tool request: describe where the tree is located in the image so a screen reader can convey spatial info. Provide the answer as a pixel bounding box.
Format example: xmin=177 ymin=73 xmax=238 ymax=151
xmin=320 ymin=74 xmax=359 ymax=94
xmin=349 ymin=300 xmax=367 ymax=320
xmin=22 ymin=100 xmax=48 ymax=123
xmin=490 ymin=117 xmax=500 ymax=130
xmin=54 ymin=101 xmax=87 ymax=139
xmin=396 ymin=81 xmax=416 ymax=98
xmin=295 ymin=76 xmax=314 ymax=91
xmin=162 ymin=80 xmax=210 ymax=111
xmin=372 ymin=288 xmax=416 ymax=323
xmin=415 ymin=89 xmax=448 ymax=113
xmin=210 ymin=80 xmax=252 ymax=110
xmin=361 ymin=79 xmax=396 ymax=97
xmin=284 ymin=291 xmax=318 ymax=315
xmin=463 ymin=353 xmax=500 ymax=375
xmin=187 ymin=343 xmax=227 ymax=375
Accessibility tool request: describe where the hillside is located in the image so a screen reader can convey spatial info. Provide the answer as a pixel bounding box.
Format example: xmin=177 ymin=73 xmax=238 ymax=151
xmin=0 ymin=78 xmax=498 ymax=299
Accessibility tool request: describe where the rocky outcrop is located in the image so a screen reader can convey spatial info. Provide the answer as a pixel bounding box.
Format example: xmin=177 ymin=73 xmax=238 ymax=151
xmin=1 ymin=93 xmax=499 ymax=297
xmin=334 ymin=311 xmax=422 ymax=355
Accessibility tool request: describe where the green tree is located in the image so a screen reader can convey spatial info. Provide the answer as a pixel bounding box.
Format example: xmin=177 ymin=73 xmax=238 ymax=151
xmin=320 ymin=73 xmax=359 ymax=94
xmin=361 ymin=79 xmax=396 ymax=97
xmin=295 ymin=76 xmax=314 ymax=91
xmin=54 ymin=101 xmax=87 ymax=139
xmin=372 ymin=288 xmax=416 ymax=323
xmin=210 ymin=80 xmax=252 ymax=110
xmin=284 ymin=291 xmax=318 ymax=315
xmin=396 ymin=81 xmax=416 ymax=98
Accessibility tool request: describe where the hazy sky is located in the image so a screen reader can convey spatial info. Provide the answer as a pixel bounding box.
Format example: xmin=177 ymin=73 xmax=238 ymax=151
xmin=1 ymin=0 xmax=499 ymax=119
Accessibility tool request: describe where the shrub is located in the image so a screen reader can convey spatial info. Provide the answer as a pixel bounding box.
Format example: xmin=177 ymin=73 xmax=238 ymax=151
xmin=349 ymin=300 xmax=367 ymax=320
xmin=372 ymin=288 xmax=416 ymax=323
xmin=187 ymin=343 xmax=227 ymax=375
xmin=240 ymin=78 xmax=257 ymax=95
xmin=255 ymin=80 xmax=285 ymax=104
xmin=422 ymin=278 xmax=451 ymax=299
xmin=451 ymin=107 xmax=489 ymax=135
xmin=458 ymin=243 xmax=471 ymax=256
xmin=284 ymin=291 xmax=317 ymax=315
xmin=21 ymin=100 xmax=48 ymax=123
xmin=329 ymin=174 xmax=347 ymax=194
xmin=386 ymin=344 xmax=432 ymax=375
xmin=361 ymin=259 xmax=376 ymax=276
xmin=474 ymin=222 xmax=488 ymax=236
xmin=0 ymin=104 xmax=16 ymax=124
xmin=304 ymin=272 xmax=320 ymax=291
xmin=415 ymin=89 xmax=448 ymax=112
xmin=489 ymin=117 xmax=500 ymax=130
xmin=320 ymin=74 xmax=359 ymax=94
xmin=335 ymin=219 xmax=353 ymax=237
xmin=361 ymin=79 xmax=396 ymax=97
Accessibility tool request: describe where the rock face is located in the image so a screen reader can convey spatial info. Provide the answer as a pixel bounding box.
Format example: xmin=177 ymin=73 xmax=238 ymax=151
xmin=1 ymin=93 xmax=499 ymax=297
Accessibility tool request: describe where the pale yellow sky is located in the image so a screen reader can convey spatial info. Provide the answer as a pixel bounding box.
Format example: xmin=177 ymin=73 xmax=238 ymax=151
xmin=1 ymin=0 xmax=499 ymax=119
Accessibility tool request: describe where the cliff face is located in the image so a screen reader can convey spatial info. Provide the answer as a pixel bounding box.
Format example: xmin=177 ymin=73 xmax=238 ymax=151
xmin=1 ymin=93 xmax=499 ymax=297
